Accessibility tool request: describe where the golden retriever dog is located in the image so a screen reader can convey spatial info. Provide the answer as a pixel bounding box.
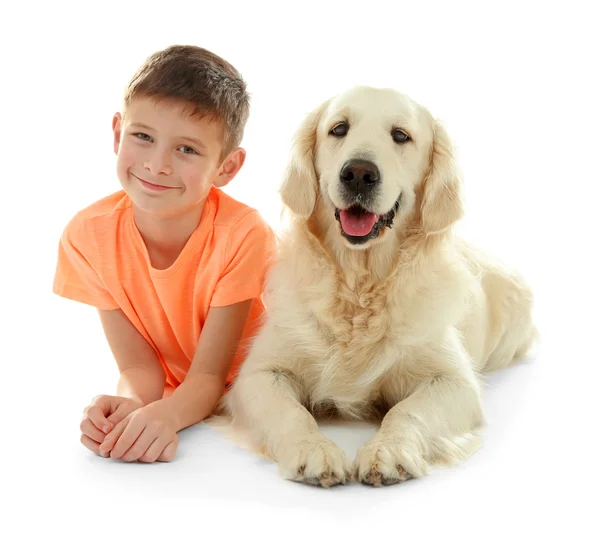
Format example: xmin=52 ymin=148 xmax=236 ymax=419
xmin=218 ymin=86 xmax=537 ymax=487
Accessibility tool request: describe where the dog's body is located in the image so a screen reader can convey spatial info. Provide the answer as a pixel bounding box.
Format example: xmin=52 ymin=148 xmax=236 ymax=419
xmin=220 ymin=87 xmax=536 ymax=487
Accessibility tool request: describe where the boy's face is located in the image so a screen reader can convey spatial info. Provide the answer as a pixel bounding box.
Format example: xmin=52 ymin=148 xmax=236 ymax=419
xmin=112 ymin=96 xmax=245 ymax=217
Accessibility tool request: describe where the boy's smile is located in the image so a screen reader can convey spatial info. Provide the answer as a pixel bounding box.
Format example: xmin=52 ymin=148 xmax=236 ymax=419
xmin=112 ymin=96 xmax=229 ymax=218
xmin=111 ymin=95 xmax=246 ymax=264
xmin=131 ymin=172 xmax=181 ymax=192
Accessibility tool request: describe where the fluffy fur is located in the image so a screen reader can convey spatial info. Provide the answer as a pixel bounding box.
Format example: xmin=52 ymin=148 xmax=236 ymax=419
xmin=214 ymin=86 xmax=537 ymax=487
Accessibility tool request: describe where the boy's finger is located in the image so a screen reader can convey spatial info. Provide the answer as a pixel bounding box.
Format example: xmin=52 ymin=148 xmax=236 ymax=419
xmin=80 ymin=434 xmax=102 ymax=455
xmin=99 ymin=418 xmax=127 ymax=455
xmin=139 ymin=435 xmax=169 ymax=463
xmin=108 ymin=418 xmax=145 ymax=459
xmin=79 ymin=417 xmax=106 ymax=443
xmin=120 ymin=427 xmax=158 ymax=463
xmin=157 ymin=438 xmax=178 ymax=462
xmin=87 ymin=395 xmax=113 ymax=414
xmin=85 ymin=405 xmax=113 ymax=434
xmin=106 ymin=402 xmax=136 ymax=426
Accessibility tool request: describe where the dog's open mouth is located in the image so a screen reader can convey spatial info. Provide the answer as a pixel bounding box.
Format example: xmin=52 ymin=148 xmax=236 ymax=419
xmin=334 ymin=196 xmax=401 ymax=244
xmin=338 ymin=207 xmax=379 ymax=237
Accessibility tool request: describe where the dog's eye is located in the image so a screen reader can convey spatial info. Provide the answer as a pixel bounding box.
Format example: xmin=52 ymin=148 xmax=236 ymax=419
xmin=392 ymin=129 xmax=410 ymax=144
xmin=330 ymin=123 xmax=349 ymax=137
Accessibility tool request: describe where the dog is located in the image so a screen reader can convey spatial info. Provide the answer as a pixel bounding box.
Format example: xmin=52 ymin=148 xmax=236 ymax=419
xmin=218 ymin=86 xmax=537 ymax=487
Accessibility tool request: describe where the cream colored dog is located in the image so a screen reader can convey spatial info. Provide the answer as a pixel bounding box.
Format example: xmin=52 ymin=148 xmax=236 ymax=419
xmin=220 ymin=86 xmax=537 ymax=487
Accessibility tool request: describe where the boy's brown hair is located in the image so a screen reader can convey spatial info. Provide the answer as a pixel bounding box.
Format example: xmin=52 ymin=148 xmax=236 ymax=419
xmin=124 ymin=45 xmax=250 ymax=157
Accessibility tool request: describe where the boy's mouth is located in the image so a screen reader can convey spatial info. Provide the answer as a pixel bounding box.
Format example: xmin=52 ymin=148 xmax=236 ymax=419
xmin=133 ymin=174 xmax=179 ymax=191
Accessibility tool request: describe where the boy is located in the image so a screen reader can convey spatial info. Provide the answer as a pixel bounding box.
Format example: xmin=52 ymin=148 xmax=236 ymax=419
xmin=53 ymin=45 xmax=276 ymax=463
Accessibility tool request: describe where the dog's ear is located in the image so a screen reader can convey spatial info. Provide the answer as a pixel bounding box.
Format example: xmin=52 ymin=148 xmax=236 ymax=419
xmin=420 ymin=120 xmax=464 ymax=235
xmin=280 ymin=100 xmax=329 ymax=218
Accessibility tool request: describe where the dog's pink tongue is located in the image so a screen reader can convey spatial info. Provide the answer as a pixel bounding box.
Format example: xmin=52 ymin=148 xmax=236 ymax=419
xmin=339 ymin=210 xmax=378 ymax=236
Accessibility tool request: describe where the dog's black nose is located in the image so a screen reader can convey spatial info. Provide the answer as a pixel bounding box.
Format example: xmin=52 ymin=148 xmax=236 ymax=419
xmin=340 ymin=159 xmax=380 ymax=194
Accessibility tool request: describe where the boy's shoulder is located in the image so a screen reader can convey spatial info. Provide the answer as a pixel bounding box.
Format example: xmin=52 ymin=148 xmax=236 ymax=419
xmin=211 ymin=187 xmax=271 ymax=233
xmin=62 ymin=190 xmax=131 ymax=244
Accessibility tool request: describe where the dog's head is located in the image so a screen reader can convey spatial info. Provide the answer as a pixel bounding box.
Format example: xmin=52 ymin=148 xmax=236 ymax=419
xmin=280 ymin=86 xmax=463 ymax=249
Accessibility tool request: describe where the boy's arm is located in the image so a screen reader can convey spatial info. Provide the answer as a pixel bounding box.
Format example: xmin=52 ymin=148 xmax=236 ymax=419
xmin=98 ymin=308 xmax=166 ymax=406
xmin=161 ymin=299 xmax=254 ymax=432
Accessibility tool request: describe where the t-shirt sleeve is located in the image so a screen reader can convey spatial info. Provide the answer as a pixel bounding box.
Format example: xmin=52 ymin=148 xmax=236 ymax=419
xmin=52 ymin=216 xmax=119 ymax=310
xmin=210 ymin=210 xmax=277 ymax=308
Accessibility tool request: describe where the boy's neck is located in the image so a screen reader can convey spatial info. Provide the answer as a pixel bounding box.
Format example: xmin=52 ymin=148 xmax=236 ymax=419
xmin=133 ymin=200 xmax=207 ymax=270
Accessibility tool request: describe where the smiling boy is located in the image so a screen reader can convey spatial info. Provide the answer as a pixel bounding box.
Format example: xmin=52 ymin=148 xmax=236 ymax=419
xmin=53 ymin=45 xmax=275 ymax=463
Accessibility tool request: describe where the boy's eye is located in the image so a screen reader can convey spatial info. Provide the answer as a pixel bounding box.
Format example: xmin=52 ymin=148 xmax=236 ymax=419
xmin=178 ymin=145 xmax=198 ymax=155
xmin=134 ymin=133 xmax=152 ymax=142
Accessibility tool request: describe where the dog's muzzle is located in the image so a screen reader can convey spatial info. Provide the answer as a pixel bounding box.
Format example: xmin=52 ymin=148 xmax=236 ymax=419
xmin=334 ymin=195 xmax=401 ymax=246
xmin=339 ymin=159 xmax=380 ymax=200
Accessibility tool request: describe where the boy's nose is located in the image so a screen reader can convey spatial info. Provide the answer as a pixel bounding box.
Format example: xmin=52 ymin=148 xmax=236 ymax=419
xmin=144 ymin=150 xmax=172 ymax=175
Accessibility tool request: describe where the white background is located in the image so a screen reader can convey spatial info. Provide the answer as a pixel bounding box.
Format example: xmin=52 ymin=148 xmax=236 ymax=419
xmin=2 ymin=0 xmax=599 ymax=532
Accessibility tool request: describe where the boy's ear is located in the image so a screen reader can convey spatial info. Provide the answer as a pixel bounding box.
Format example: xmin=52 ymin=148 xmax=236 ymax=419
xmin=112 ymin=113 xmax=122 ymax=155
xmin=215 ymin=147 xmax=246 ymax=187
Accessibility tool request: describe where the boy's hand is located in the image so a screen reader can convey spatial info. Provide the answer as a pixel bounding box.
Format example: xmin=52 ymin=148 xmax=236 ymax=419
xmin=98 ymin=401 xmax=179 ymax=463
xmin=80 ymin=395 xmax=143 ymax=455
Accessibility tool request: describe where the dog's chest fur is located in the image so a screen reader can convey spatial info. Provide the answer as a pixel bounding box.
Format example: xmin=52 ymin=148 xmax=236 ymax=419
xmin=301 ymin=267 xmax=417 ymax=418
xmin=271 ymin=232 xmax=470 ymax=420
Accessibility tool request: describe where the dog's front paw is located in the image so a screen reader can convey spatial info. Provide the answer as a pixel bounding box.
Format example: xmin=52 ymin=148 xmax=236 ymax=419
xmin=354 ymin=434 xmax=429 ymax=487
xmin=278 ymin=436 xmax=352 ymax=488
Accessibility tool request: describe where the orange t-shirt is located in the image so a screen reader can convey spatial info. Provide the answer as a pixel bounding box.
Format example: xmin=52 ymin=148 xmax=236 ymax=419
xmin=53 ymin=186 xmax=276 ymax=388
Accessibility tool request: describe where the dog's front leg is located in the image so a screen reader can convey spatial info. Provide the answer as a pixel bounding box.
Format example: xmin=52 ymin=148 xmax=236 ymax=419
xmin=355 ymin=330 xmax=484 ymax=486
xmin=229 ymin=369 xmax=352 ymax=487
